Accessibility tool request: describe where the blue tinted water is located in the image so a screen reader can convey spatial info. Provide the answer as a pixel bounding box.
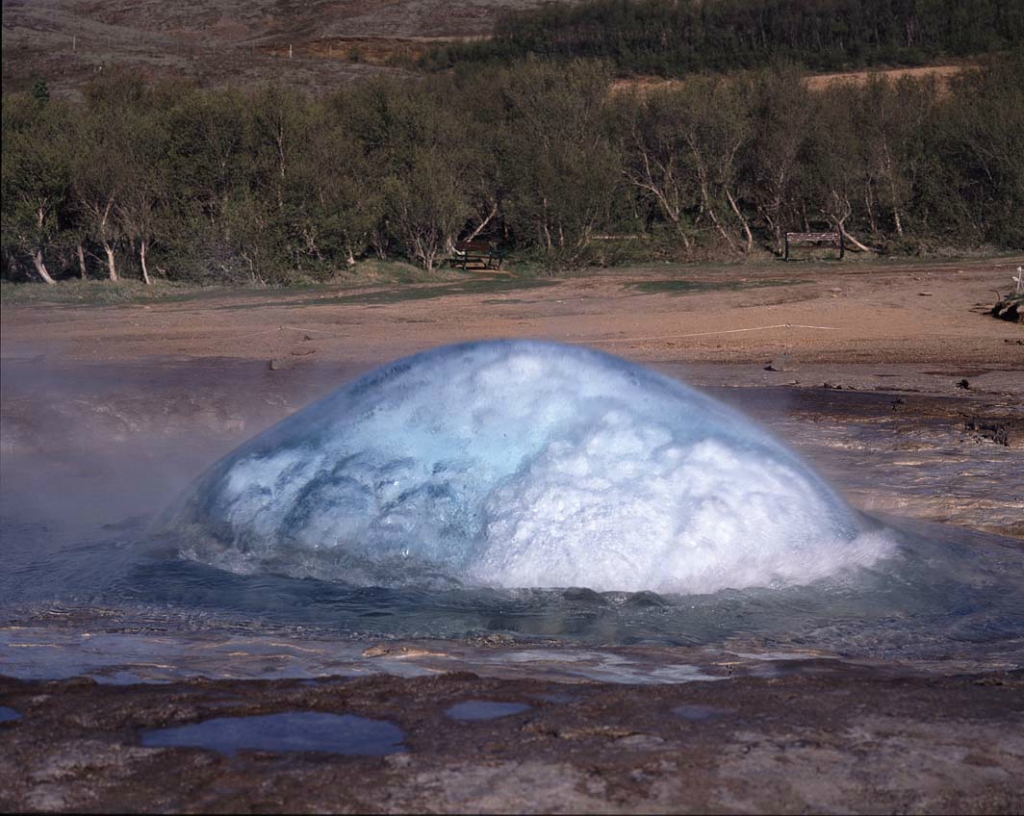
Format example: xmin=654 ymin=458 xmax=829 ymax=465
xmin=140 ymin=712 xmax=405 ymax=756
xmin=445 ymin=701 xmax=532 ymax=721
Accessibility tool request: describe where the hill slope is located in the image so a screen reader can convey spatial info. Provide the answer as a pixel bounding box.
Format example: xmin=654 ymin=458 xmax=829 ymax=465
xmin=1 ymin=0 xmax=551 ymax=95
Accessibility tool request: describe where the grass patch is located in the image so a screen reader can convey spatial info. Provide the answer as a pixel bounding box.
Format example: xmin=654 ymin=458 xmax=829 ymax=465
xmin=207 ymin=276 xmax=559 ymax=310
xmin=626 ymin=278 xmax=808 ymax=295
xmin=0 ymin=279 xmax=222 ymax=306
xmin=329 ymin=259 xmax=452 ymax=285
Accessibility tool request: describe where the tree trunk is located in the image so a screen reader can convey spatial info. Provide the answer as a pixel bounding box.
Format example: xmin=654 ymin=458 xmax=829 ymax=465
xmin=32 ymin=249 xmax=57 ymax=285
xmin=103 ymin=241 xmax=119 ymax=281
xmin=139 ymin=239 xmax=151 ymax=285
xmin=840 ymin=226 xmax=877 ymax=253
xmin=892 ymin=205 xmax=904 ymax=237
xmin=76 ymin=242 xmax=88 ymax=279
xmin=465 ymin=202 xmax=499 ymax=242
xmin=725 ymin=189 xmax=753 ymax=254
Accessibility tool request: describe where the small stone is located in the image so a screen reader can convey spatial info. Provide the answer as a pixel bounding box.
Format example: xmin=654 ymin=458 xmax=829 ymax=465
xmin=615 ymin=734 xmax=665 ymax=749
xmin=384 ymin=753 xmax=412 ymax=768
xmin=956 ymin=379 xmax=970 ymax=390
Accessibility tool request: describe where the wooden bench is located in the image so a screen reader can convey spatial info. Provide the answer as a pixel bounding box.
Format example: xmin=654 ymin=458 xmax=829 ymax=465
xmin=450 ymin=240 xmax=505 ymax=270
xmin=785 ymin=231 xmax=844 ymax=260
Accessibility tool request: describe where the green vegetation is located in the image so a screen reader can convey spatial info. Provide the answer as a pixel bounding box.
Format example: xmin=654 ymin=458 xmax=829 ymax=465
xmin=426 ymin=0 xmax=1023 ymax=75
xmin=3 ymin=54 xmax=1023 ymax=287
xmin=0 ymin=278 xmax=209 ymax=306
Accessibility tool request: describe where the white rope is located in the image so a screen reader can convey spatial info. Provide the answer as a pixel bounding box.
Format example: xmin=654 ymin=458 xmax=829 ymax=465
xmin=585 ymin=323 xmax=840 ymax=344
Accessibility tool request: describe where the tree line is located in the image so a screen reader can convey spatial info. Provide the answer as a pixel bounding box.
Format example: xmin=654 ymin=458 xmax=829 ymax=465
xmin=3 ymin=55 xmax=1022 ymax=286
xmin=425 ymin=0 xmax=1023 ymax=75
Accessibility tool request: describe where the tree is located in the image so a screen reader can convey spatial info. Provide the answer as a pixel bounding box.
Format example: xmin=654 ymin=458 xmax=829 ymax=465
xmin=495 ymin=60 xmax=621 ymax=259
xmin=614 ymin=87 xmax=699 ymax=250
xmin=289 ymin=99 xmax=383 ymax=268
xmin=73 ymin=105 xmax=130 ymax=281
xmin=115 ymin=107 xmax=173 ymax=284
xmin=854 ymin=74 xmax=935 ymax=240
xmin=744 ymin=66 xmax=816 ymax=254
xmin=384 ymin=147 xmax=468 ymax=273
xmin=807 ymin=84 xmax=875 ymax=252
xmin=1 ymin=96 xmax=73 ymax=284
xmin=345 ymin=76 xmax=473 ymax=272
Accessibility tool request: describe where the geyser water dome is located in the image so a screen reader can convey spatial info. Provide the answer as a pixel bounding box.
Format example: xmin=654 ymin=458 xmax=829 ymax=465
xmin=169 ymin=340 xmax=891 ymax=594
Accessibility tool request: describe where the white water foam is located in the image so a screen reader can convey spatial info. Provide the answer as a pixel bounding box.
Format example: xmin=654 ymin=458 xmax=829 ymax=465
xmin=169 ymin=341 xmax=893 ymax=593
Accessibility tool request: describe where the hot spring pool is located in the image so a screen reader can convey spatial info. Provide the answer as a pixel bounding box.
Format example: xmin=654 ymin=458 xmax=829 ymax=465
xmin=1 ymin=341 xmax=1021 ymax=683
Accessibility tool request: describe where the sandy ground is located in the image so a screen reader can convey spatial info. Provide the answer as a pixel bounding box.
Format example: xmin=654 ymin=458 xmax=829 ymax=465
xmin=3 ymin=256 xmax=1022 ymax=374
xmin=2 ymin=255 xmax=1023 ymax=813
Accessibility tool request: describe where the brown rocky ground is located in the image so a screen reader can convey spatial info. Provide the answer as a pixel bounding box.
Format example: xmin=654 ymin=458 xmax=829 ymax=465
xmin=2 ymin=667 xmax=1024 ymax=814
xmin=2 ymin=254 xmax=1023 ymax=812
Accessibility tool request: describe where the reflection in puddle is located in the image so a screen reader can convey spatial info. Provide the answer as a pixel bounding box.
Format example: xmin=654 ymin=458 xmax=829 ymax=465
xmin=140 ymin=712 xmax=406 ymax=757
xmin=0 ymin=706 xmax=21 ymax=723
xmin=445 ymin=701 xmax=532 ymax=721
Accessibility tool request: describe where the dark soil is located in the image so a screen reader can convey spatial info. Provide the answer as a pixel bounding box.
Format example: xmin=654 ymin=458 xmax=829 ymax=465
xmin=2 ymin=667 xmax=1023 ymax=813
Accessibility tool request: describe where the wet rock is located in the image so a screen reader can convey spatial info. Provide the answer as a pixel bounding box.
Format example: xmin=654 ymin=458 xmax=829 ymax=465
xmin=765 ymin=354 xmax=796 ymax=372
xmin=964 ymin=416 xmax=1024 ymax=449
xmin=561 ymin=587 xmax=608 ymax=605
xmin=989 ymin=298 xmax=1023 ymax=323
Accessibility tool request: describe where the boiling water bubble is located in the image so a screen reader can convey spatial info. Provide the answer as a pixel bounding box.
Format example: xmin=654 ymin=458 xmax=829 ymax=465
xmin=168 ymin=340 xmax=892 ymax=593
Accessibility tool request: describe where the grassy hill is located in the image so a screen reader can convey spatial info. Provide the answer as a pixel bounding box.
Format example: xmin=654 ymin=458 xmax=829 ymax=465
xmin=1 ymin=0 xmax=552 ymax=96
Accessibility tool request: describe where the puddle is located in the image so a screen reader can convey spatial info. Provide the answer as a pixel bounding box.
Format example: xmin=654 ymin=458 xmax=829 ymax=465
xmin=445 ymin=700 xmax=532 ymax=722
xmin=0 ymin=706 xmax=22 ymax=723
xmin=673 ymin=704 xmax=734 ymax=721
xmin=140 ymin=711 xmax=406 ymax=757
xmin=533 ymin=691 xmax=578 ymax=704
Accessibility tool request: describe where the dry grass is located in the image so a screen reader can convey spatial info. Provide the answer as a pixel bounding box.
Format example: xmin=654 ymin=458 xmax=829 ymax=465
xmin=0 ymin=0 xmax=542 ymax=96
xmin=610 ymin=62 xmax=971 ymax=97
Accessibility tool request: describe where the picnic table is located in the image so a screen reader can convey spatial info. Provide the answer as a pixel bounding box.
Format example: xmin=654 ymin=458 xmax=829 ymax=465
xmin=784 ymin=231 xmax=844 ymax=260
xmin=449 ymin=240 xmax=505 ymax=270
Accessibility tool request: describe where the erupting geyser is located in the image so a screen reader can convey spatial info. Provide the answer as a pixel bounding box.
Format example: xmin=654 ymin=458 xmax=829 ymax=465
xmin=169 ymin=341 xmax=892 ymax=593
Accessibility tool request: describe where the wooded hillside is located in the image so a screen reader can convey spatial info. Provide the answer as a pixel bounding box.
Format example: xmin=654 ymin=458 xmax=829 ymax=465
xmin=4 ymin=55 xmax=1022 ymax=285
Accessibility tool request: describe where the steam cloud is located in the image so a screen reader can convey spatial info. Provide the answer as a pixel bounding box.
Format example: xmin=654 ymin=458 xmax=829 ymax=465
xmin=168 ymin=341 xmax=892 ymax=593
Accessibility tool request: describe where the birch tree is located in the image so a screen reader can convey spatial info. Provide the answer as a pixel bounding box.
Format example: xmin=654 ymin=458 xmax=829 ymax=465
xmin=0 ymin=96 xmax=72 ymax=284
